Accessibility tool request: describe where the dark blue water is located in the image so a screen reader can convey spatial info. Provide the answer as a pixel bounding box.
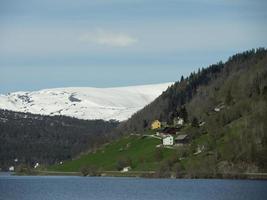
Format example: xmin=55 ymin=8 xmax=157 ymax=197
xmin=0 ymin=173 xmax=267 ymax=200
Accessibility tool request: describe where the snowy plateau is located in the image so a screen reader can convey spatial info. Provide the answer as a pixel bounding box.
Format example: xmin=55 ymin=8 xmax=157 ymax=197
xmin=0 ymin=83 xmax=173 ymax=121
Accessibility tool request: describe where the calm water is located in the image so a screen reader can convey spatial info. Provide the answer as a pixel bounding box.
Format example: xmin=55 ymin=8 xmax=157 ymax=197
xmin=0 ymin=173 xmax=267 ymax=200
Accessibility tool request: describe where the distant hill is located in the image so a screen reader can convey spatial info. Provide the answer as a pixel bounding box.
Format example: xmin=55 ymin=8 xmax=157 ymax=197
xmin=0 ymin=83 xmax=172 ymax=121
xmin=0 ymin=109 xmax=119 ymax=169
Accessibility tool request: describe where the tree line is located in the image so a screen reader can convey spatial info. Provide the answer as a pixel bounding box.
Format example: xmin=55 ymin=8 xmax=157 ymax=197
xmin=0 ymin=109 xmax=119 ymax=170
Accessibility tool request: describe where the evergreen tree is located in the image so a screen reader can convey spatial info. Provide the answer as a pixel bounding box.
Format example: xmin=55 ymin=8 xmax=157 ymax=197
xmin=143 ymin=120 xmax=148 ymax=129
xmin=191 ymin=117 xmax=199 ymax=128
xmin=225 ymin=89 xmax=233 ymax=105
xmin=252 ymin=73 xmax=261 ymax=96
xmin=180 ymin=75 xmax=184 ymax=82
xmin=179 ymin=106 xmax=188 ymax=123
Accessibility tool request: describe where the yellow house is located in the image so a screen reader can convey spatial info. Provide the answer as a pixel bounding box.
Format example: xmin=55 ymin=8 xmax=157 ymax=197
xmin=151 ymin=120 xmax=161 ymax=130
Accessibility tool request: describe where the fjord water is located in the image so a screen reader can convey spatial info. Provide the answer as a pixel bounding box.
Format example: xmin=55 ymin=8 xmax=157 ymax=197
xmin=0 ymin=174 xmax=267 ymax=200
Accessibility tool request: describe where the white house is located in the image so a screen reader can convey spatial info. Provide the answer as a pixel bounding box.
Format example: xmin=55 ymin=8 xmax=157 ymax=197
xmin=121 ymin=166 xmax=131 ymax=172
xmin=9 ymin=166 xmax=14 ymax=171
xmin=163 ymin=135 xmax=174 ymax=146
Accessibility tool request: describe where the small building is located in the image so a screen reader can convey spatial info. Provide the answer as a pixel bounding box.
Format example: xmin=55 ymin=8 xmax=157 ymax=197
xmin=163 ymin=135 xmax=174 ymax=146
xmin=151 ymin=120 xmax=161 ymax=130
xmin=121 ymin=166 xmax=131 ymax=172
xmin=9 ymin=166 xmax=14 ymax=171
xmin=175 ymin=134 xmax=189 ymax=145
xmin=173 ymin=117 xmax=184 ymax=126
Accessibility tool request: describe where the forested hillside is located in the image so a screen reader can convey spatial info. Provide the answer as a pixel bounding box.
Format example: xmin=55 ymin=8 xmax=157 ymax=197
xmin=0 ymin=109 xmax=118 ymax=169
xmin=115 ymin=48 xmax=267 ymax=173
xmin=119 ymin=48 xmax=267 ymax=133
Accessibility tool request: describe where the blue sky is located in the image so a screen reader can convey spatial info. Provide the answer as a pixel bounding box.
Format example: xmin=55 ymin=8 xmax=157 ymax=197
xmin=0 ymin=0 xmax=267 ymax=93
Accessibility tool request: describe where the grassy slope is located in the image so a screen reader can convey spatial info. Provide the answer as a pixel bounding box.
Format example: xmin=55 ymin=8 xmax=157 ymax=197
xmin=48 ymin=116 xmax=259 ymax=173
xmin=49 ymin=135 xmax=175 ymax=172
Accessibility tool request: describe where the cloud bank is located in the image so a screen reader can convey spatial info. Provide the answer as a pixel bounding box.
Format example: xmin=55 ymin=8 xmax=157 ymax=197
xmin=80 ymin=30 xmax=138 ymax=47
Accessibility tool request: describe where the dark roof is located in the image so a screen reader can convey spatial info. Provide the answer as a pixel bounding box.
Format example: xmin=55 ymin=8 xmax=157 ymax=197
xmin=175 ymin=134 xmax=188 ymax=140
xmin=161 ymin=127 xmax=180 ymax=135
xmin=163 ymin=134 xmax=173 ymax=138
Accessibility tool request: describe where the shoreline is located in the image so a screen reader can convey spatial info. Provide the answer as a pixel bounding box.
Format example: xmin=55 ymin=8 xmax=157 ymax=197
xmin=10 ymin=170 xmax=267 ymax=180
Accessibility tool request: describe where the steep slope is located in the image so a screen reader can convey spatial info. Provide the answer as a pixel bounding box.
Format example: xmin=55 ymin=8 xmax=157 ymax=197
xmin=119 ymin=48 xmax=267 ymax=133
xmin=0 ymin=83 xmax=172 ymax=121
xmin=114 ymin=48 xmax=267 ymax=174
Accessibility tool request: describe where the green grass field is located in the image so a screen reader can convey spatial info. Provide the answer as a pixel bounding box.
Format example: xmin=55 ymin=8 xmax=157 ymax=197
xmin=49 ymin=135 xmax=176 ymax=172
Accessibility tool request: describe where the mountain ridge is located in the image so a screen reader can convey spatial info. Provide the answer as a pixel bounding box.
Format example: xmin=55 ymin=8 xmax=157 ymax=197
xmin=0 ymin=82 xmax=173 ymax=121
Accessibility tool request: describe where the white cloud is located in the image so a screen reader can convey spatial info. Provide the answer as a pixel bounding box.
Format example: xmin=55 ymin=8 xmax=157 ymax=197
xmin=80 ymin=29 xmax=138 ymax=47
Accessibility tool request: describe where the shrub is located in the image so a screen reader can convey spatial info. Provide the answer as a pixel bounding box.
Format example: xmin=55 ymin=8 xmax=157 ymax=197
xmin=80 ymin=165 xmax=100 ymax=176
xmin=116 ymin=157 xmax=132 ymax=171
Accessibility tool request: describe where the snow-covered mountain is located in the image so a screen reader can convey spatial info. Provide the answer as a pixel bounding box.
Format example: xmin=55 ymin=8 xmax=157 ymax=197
xmin=0 ymin=83 xmax=172 ymax=121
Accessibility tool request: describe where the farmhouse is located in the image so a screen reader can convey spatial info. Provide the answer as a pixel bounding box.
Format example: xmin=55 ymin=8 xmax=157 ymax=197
xmin=151 ymin=120 xmax=161 ymax=130
xmin=163 ymin=135 xmax=174 ymax=146
xmin=175 ymin=134 xmax=189 ymax=145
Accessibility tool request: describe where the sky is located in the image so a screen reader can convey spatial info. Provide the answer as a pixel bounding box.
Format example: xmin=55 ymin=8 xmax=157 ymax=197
xmin=0 ymin=0 xmax=267 ymax=94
